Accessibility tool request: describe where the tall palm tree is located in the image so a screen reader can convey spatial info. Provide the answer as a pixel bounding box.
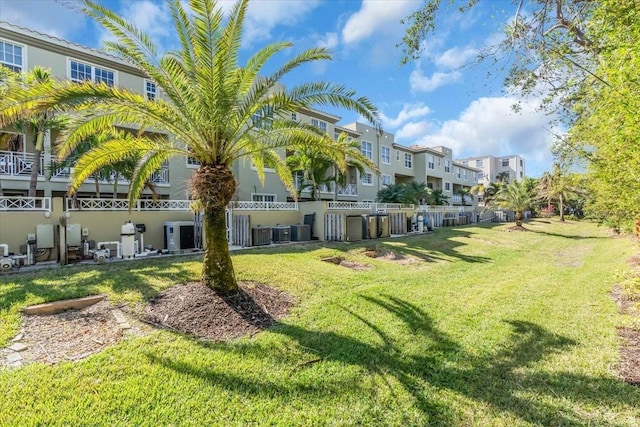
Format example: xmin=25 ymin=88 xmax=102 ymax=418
xmin=286 ymin=146 xmax=334 ymax=201
xmin=1 ymin=0 xmax=379 ymax=292
xmin=407 ymin=181 xmax=432 ymax=206
xmin=454 ymin=186 xmax=471 ymax=206
xmin=489 ymin=180 xmax=534 ymax=227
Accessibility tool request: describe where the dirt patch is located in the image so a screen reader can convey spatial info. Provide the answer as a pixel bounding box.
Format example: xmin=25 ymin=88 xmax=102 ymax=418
xmin=506 ymin=225 xmax=530 ymax=232
xmin=321 ymin=256 xmax=372 ymax=271
xmin=143 ymin=281 xmax=294 ymax=341
xmin=1 ymin=300 xmax=144 ymax=366
xmin=363 ymin=248 xmax=420 ymax=265
xmin=2 ymin=281 xmax=294 ymax=367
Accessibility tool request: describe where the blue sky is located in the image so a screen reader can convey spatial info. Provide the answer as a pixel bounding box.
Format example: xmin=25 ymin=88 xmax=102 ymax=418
xmin=0 ymin=0 xmax=556 ymax=177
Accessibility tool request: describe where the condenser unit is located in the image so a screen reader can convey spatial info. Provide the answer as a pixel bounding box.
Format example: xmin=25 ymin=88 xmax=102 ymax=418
xmin=251 ymin=227 xmax=271 ymax=246
xmin=362 ymin=215 xmax=378 ymax=239
xmin=164 ymin=221 xmax=195 ymax=252
xmin=290 ymin=224 xmax=311 ymax=242
xmin=272 ymin=226 xmax=291 ymax=243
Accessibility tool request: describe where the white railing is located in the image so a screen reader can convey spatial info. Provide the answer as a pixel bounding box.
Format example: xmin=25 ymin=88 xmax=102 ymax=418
xmin=229 ymin=201 xmax=298 ymax=211
xmin=372 ymin=203 xmax=415 ymax=211
xmin=419 ymin=204 xmax=476 ymax=213
xmin=0 ymin=151 xmax=44 ymax=178
xmin=327 ymin=201 xmax=372 ymax=210
xmin=337 ymin=183 xmax=358 ymax=196
xmin=451 ymin=194 xmax=474 ymax=205
xmin=51 ymin=164 xmax=170 ymax=185
xmin=294 ymin=181 xmax=335 ymax=193
xmin=67 ymin=198 xmax=193 ymax=211
xmin=0 ymin=196 xmax=51 ymax=211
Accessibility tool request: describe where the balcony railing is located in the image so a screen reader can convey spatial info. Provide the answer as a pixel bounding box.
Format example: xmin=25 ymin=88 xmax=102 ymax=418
xmin=0 ymin=196 xmax=51 ymax=211
xmin=293 ymin=181 xmax=336 ymax=194
xmin=451 ymin=194 xmax=474 ymax=205
xmin=67 ymin=198 xmax=193 ymax=211
xmin=229 ymin=201 xmax=298 ymax=211
xmin=337 ymin=183 xmax=358 ymax=196
xmin=0 ymin=151 xmax=44 ymax=178
xmin=52 ymin=163 xmax=170 ymax=185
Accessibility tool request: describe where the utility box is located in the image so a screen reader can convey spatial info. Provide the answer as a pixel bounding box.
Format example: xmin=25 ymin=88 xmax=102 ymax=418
xmin=164 ymin=221 xmax=195 ymax=252
xmin=36 ymin=224 xmax=55 ymax=249
xmin=345 ymin=215 xmax=363 ymax=242
xmin=66 ymin=224 xmax=82 ymax=247
xmin=290 ymin=224 xmax=311 ymax=241
xmin=251 ymin=227 xmax=271 ymax=246
xmin=272 ymin=226 xmax=291 ymax=243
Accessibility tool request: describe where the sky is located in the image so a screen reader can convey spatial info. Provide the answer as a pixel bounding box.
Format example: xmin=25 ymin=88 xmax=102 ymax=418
xmin=0 ymin=0 xmax=557 ymax=177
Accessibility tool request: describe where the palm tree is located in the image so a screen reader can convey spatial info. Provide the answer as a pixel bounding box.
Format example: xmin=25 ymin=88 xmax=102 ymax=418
xmin=426 ymin=189 xmax=449 ymax=206
xmin=489 ymin=180 xmax=534 ymax=227
xmin=406 ymin=181 xmax=432 ymax=205
xmin=454 ymin=186 xmax=471 ymax=206
xmin=496 ymin=171 xmax=511 ymax=184
xmin=9 ymin=67 xmax=68 ymax=197
xmin=377 ymin=183 xmax=410 ymax=204
xmin=1 ymin=0 xmax=378 ymax=293
xmin=537 ymin=164 xmax=580 ymax=221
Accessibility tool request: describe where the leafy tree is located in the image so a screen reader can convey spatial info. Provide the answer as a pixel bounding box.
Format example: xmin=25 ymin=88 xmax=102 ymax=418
xmin=1 ymin=0 xmax=378 ymax=293
xmin=489 ymin=180 xmax=534 ymax=227
xmin=537 ymin=164 xmax=582 ymax=221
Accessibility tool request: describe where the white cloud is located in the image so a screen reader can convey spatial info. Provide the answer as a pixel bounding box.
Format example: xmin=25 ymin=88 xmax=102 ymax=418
xmin=395 ymin=121 xmax=433 ymax=140
xmin=341 ymin=0 xmax=418 ymax=45
xmin=380 ymin=103 xmax=431 ymax=128
xmin=411 ymin=96 xmax=555 ymax=177
xmin=242 ymin=0 xmax=322 ymax=45
xmin=435 ymin=46 xmax=478 ymax=69
xmin=0 ymin=0 xmax=88 ymax=39
xmin=409 ymin=69 xmax=461 ymax=92
xmin=317 ymin=32 xmax=339 ymax=50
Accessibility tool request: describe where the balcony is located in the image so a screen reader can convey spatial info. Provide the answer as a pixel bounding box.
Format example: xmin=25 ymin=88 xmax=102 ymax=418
xmin=451 ymin=194 xmax=474 ymax=205
xmin=337 ymin=183 xmax=358 ymax=196
xmin=0 ymin=151 xmax=170 ymax=185
xmin=0 ymin=151 xmax=44 ymax=178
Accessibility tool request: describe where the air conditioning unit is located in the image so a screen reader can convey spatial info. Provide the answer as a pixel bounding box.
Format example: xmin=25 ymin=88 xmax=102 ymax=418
xmin=272 ymin=226 xmax=291 ymax=243
xmin=362 ymin=215 xmax=378 ymax=239
xmin=251 ymin=227 xmax=271 ymax=246
xmin=290 ymin=224 xmax=311 ymax=242
xmin=164 ymin=221 xmax=195 ymax=252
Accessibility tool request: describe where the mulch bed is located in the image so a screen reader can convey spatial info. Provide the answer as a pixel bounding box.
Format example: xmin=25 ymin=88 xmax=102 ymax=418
xmin=143 ymin=281 xmax=294 ymax=341
xmin=611 ymin=285 xmax=640 ymax=386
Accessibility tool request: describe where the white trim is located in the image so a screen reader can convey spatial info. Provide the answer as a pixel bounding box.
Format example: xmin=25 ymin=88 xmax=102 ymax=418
xmin=361 ymin=140 xmax=373 ymax=160
xmin=381 ymin=146 xmax=391 ymax=164
xmin=361 ymin=171 xmax=374 ymax=186
xmin=444 ymin=182 xmax=452 ymax=192
xmin=381 ymin=174 xmax=392 ymax=186
xmin=144 ymin=79 xmax=157 ymax=101
xmin=404 ymin=153 xmax=413 ymax=169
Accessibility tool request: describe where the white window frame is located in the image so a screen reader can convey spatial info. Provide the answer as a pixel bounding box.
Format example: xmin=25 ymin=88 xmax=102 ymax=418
xmin=361 ymin=141 xmax=372 ymax=160
xmin=404 ymin=153 xmax=412 ymax=169
xmin=396 ymin=150 xmax=400 ymax=161
xmin=501 ymin=159 xmax=510 ymax=167
xmin=291 ymin=112 xmax=297 ymax=121
xmin=0 ymin=39 xmax=25 ymax=72
xmin=444 ymin=182 xmax=452 ymax=192
xmin=361 ymin=172 xmax=373 ymax=186
xmin=68 ymin=58 xmax=116 ymax=86
xmin=381 ymin=174 xmax=392 ymax=186
xmin=463 ymin=169 xmax=468 ymax=181
xmin=381 ymin=146 xmax=390 ymax=164
xmin=476 ymin=159 xmax=483 ymax=167
xmin=455 ymin=167 xmax=461 ymax=179
xmin=444 ymin=160 xmax=451 ymax=173
xmin=311 ymin=118 xmax=327 ymax=132
xmin=251 ymin=193 xmax=276 ymax=202
xmin=144 ymin=79 xmax=157 ymax=101
xmin=428 ymin=155 xmax=435 ymax=170
xmin=186 ymin=156 xmax=200 ymax=168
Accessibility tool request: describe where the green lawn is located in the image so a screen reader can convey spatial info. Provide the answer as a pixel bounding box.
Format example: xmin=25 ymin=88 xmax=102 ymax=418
xmin=1 ymin=219 xmax=639 ymax=426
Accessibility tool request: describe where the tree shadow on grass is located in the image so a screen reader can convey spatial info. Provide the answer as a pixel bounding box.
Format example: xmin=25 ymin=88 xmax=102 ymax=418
xmin=145 ymin=293 xmax=640 ymax=425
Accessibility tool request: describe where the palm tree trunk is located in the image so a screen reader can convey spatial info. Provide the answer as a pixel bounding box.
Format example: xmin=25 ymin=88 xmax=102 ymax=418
xmin=515 ymin=211 xmax=523 ymax=226
xmin=28 ymin=147 xmax=43 ymax=197
xmin=559 ymin=195 xmax=565 ymax=221
xmin=202 ymin=205 xmax=237 ymax=293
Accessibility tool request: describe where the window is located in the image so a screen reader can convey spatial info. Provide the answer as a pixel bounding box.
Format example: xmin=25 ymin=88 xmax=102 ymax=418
xmin=145 ymin=80 xmax=157 ymax=101
xmin=396 ymin=150 xmax=400 ymax=161
xmin=444 ymin=160 xmax=451 ymax=173
xmin=444 ymin=182 xmax=451 ymax=192
xmin=520 ymin=171 xmax=523 ymax=178
xmin=476 ymin=159 xmax=483 ymax=167
xmin=404 ymin=153 xmax=412 ymax=169
xmin=427 ymin=182 xmax=433 ymax=189
xmin=334 ymin=132 xmax=340 ymax=140
xmin=520 ymin=159 xmax=523 ymax=167
xmin=381 ymin=174 xmax=391 ymax=186
xmin=456 ymin=167 xmax=461 ymax=179
xmin=428 ymin=155 xmax=435 ymax=170
xmin=186 ymin=156 xmax=200 ymax=167
xmin=502 ymin=158 xmax=510 ymax=167
xmin=361 ymin=141 xmax=372 ymax=159
xmin=252 ymin=193 xmax=276 ymax=202
xmin=69 ymin=59 xmax=115 ymax=86
xmin=381 ymin=146 xmax=390 ymax=164
xmin=463 ymin=169 xmax=468 ymax=180
xmin=311 ymin=118 xmax=327 ymax=132
xmin=0 ymin=40 xmax=23 ymax=72
xmin=291 ymin=112 xmax=297 ymax=121
xmin=252 ymin=105 xmax=273 ymax=129
xmin=361 ymin=172 xmax=373 ymax=185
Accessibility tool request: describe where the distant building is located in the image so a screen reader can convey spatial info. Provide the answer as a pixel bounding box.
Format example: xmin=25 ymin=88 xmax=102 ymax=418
xmin=457 ymin=155 xmax=526 ymax=186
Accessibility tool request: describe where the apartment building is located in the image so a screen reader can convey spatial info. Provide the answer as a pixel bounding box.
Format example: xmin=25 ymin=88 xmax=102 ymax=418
xmin=1 ymin=21 xmax=484 ymax=206
xmin=457 ymin=155 xmax=526 ymax=186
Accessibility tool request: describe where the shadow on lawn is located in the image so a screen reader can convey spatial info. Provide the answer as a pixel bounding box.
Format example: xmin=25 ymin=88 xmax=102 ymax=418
xmin=146 ymin=294 xmax=639 ymax=425
xmin=0 ymin=257 xmax=197 ymax=310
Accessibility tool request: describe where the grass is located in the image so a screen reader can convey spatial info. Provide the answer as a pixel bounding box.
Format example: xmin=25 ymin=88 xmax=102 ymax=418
xmin=1 ymin=219 xmax=639 ymax=426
